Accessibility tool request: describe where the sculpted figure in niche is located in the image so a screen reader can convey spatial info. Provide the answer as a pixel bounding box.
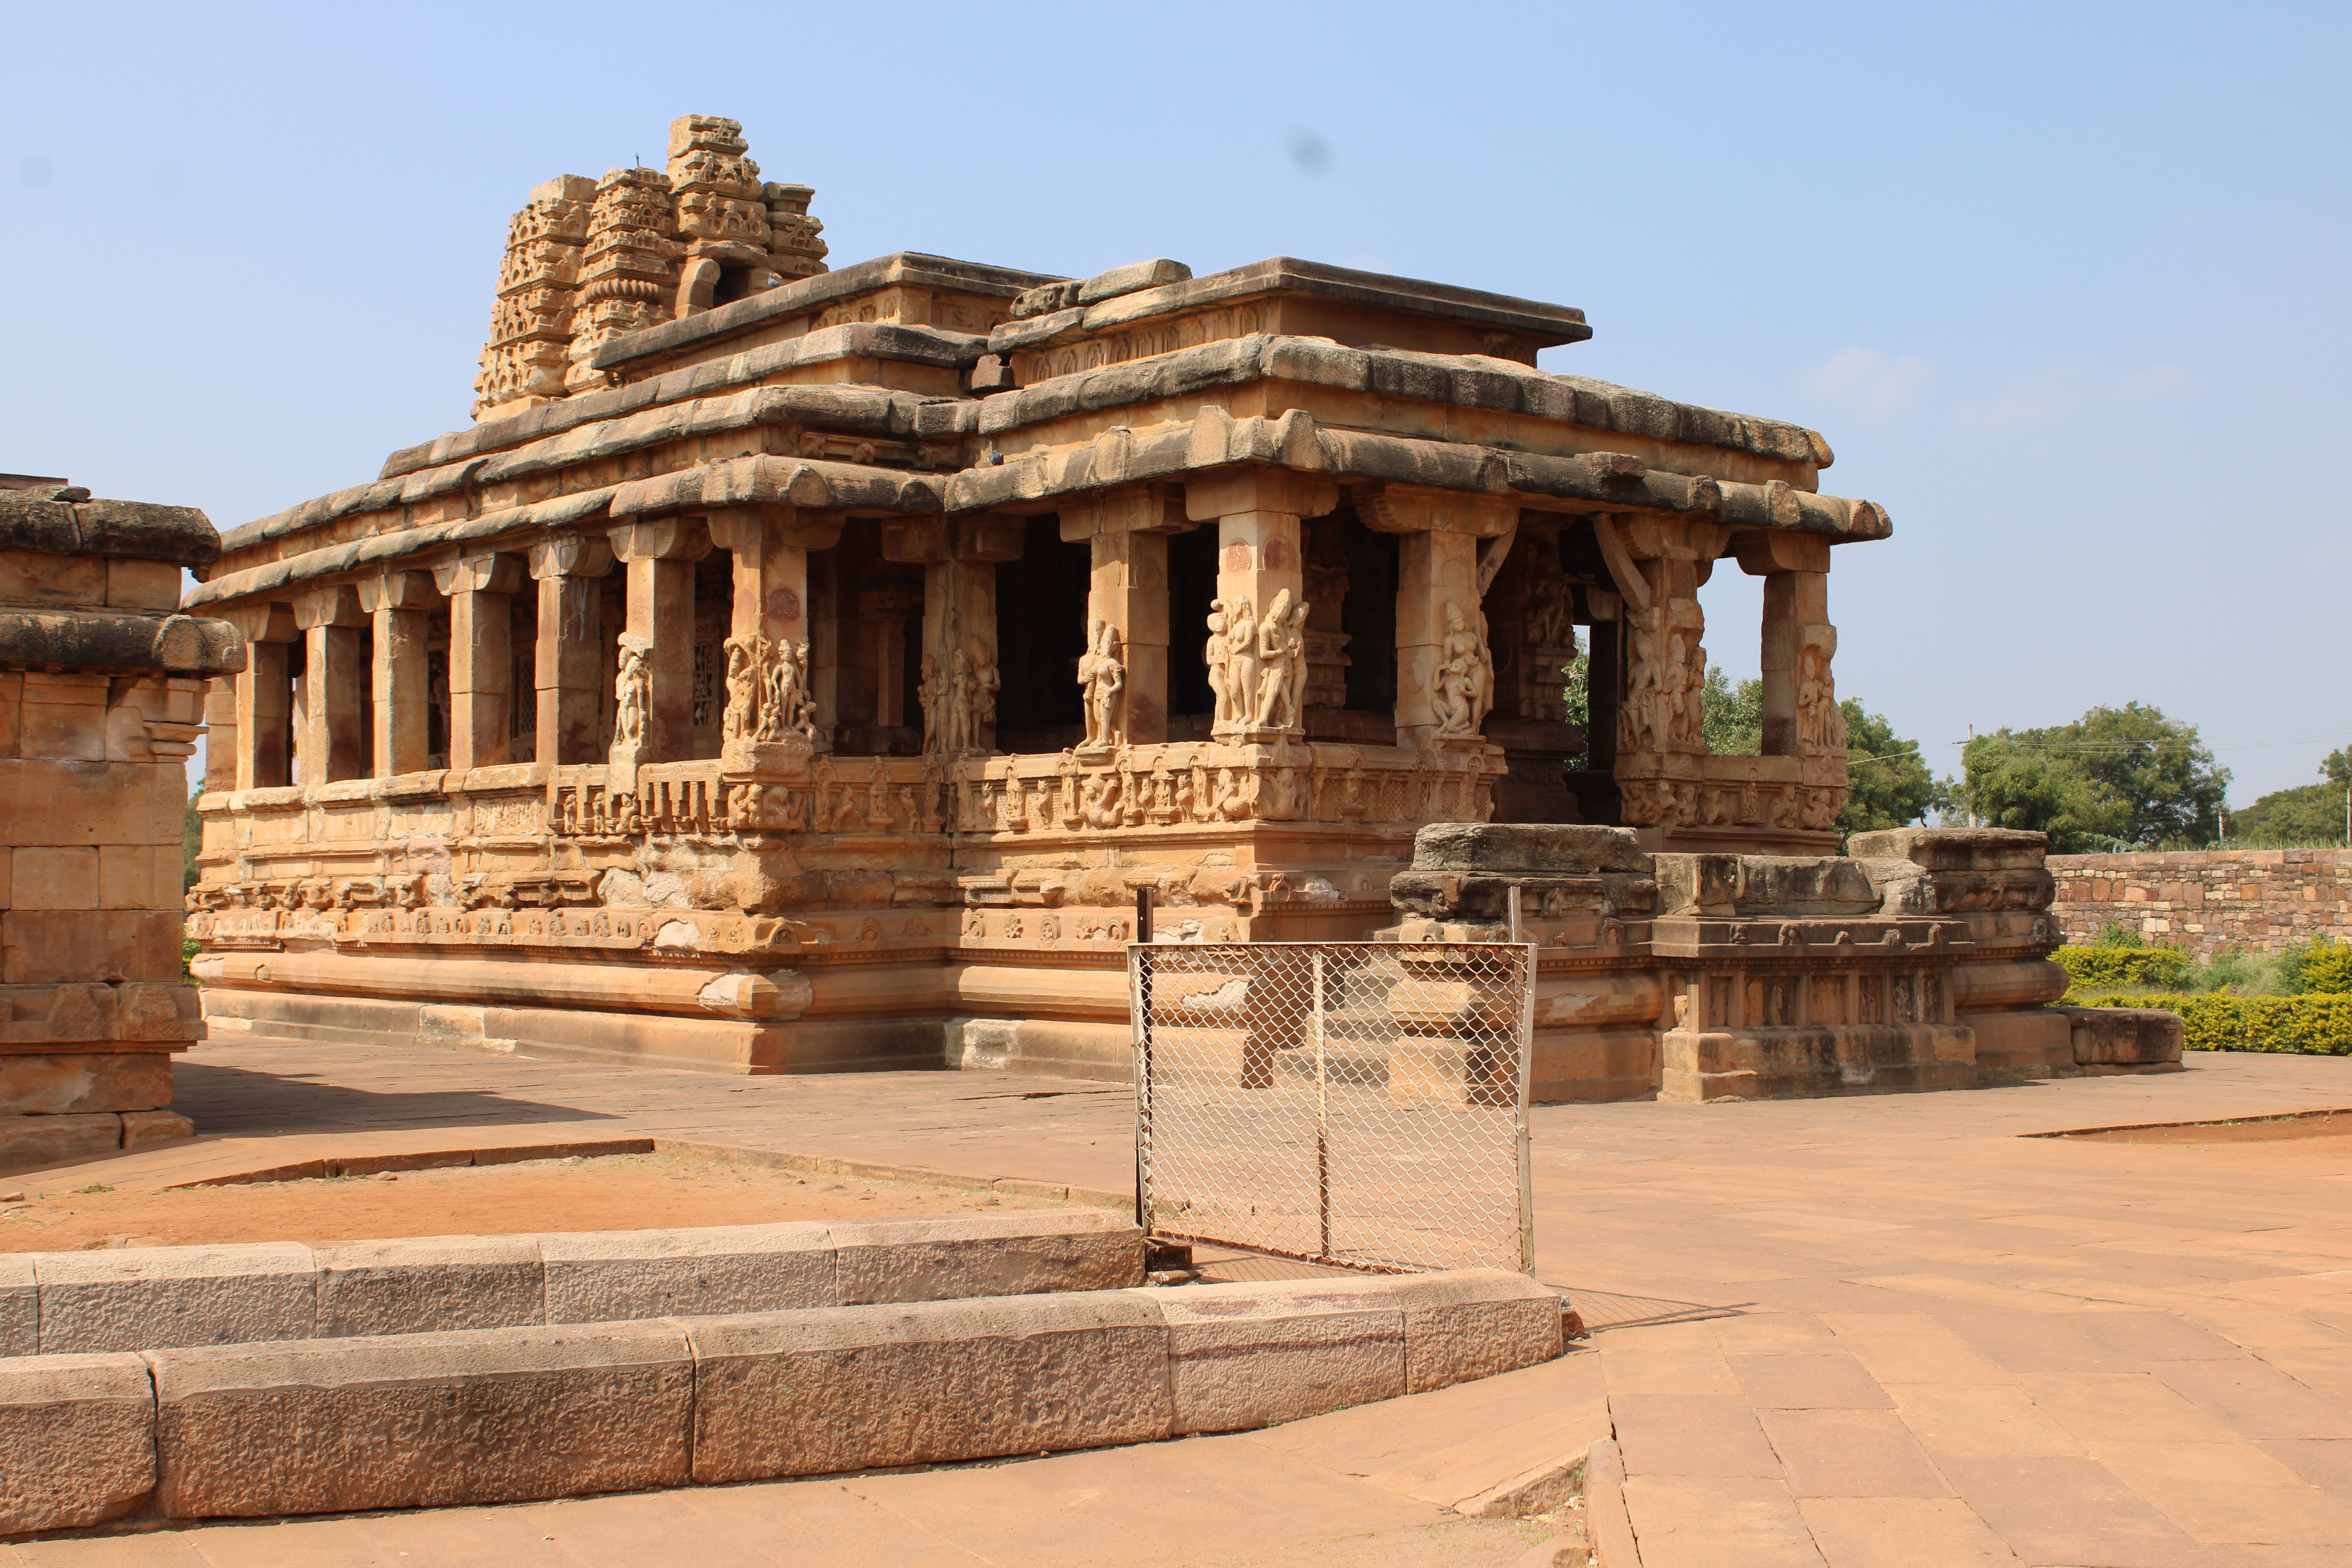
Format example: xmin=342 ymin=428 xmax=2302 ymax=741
xmin=1078 ymin=619 xmax=1125 ymax=749
xmin=1214 ymin=596 xmax=1258 ymax=730
xmin=973 ymin=645 xmax=1000 ymax=737
xmin=1432 ymin=601 xmax=1495 ymax=738
xmin=1527 ymin=566 xmax=1574 ymax=651
xmin=615 ymin=635 xmax=652 ymax=746
xmin=917 ymin=655 xmax=942 ymax=753
xmin=1205 ymin=601 xmax=1232 ymax=722
xmin=1251 ymin=591 xmax=1311 ymax=730
xmin=721 ymin=635 xmax=759 ymax=741
xmin=1796 ymin=630 xmax=1846 ymax=753
xmin=760 ymin=637 xmax=818 ymax=741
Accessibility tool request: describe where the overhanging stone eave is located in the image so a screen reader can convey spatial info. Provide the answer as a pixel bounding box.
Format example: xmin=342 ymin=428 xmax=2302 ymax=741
xmin=184 ymin=488 xmax=622 ymax=611
xmin=589 ymin=250 xmax=1064 ymax=373
xmin=950 ymin=405 xmax=1890 ymax=542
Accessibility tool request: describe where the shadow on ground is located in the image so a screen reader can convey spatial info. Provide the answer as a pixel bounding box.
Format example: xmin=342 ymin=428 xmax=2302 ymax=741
xmin=173 ymin=1061 xmax=622 ymax=1134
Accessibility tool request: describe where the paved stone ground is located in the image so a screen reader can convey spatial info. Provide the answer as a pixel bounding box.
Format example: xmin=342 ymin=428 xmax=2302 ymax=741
xmin=9 ymin=1039 xmax=2352 ymax=1565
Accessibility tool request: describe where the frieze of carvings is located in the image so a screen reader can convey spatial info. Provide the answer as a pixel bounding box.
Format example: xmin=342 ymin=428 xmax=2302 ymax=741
xmin=188 ymin=903 xmax=823 ymax=956
xmin=1007 ymin=303 xmax=1269 ymax=385
xmin=1432 ymin=600 xmax=1497 ymax=740
xmin=1077 ymin=619 xmax=1125 ymax=753
xmin=952 ymin=741 xmax=1500 ymax=834
xmin=722 ymin=633 xmax=818 ymax=743
xmin=1620 ymin=597 xmax=1706 ymax=756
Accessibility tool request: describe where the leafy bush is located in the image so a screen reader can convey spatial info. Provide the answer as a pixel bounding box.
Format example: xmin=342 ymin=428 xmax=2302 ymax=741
xmin=2074 ymin=992 xmax=2352 ymax=1055
xmin=2054 ymin=944 xmax=2192 ymax=989
xmin=2283 ymin=934 xmax=2352 ymax=995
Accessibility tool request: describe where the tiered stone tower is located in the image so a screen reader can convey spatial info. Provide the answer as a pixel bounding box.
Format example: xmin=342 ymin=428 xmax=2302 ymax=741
xmin=474 ymin=116 xmax=829 ymax=421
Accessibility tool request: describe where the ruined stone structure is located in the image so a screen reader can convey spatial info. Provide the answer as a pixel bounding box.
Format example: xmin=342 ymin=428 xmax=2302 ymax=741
xmin=2050 ymin=848 xmax=2352 ymax=955
xmin=186 ymin=113 xmax=1998 ymax=1097
xmin=2 ymin=479 xmax=241 ymax=1168
xmin=1378 ymin=824 xmax=2136 ymax=1102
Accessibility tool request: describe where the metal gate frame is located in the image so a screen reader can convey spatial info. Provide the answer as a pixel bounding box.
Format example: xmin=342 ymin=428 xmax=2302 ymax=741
xmin=1129 ymin=940 xmax=1537 ymax=1276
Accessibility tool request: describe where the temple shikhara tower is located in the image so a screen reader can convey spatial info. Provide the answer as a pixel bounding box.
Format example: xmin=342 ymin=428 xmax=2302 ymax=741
xmin=185 ymin=114 xmax=2117 ymax=1100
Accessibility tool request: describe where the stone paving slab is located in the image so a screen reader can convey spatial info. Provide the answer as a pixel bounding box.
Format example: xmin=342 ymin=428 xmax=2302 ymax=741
xmin=8 ymin=1039 xmax=2352 ymax=1563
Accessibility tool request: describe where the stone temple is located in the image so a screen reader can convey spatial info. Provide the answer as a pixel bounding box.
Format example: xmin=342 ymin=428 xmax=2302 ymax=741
xmin=184 ymin=114 xmax=2159 ymax=1102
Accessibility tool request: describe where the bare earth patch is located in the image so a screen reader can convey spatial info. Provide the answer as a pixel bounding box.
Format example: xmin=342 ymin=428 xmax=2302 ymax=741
xmin=0 ymin=1149 xmax=1072 ymax=1251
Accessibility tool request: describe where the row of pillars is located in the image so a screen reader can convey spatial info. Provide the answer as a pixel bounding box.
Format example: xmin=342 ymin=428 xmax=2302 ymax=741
xmin=211 ymin=472 xmax=1818 ymax=793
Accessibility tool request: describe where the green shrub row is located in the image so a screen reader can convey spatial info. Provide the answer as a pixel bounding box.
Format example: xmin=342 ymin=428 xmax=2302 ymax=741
xmin=2054 ymin=944 xmax=2192 ymax=987
xmin=2073 ymin=992 xmax=2352 ymax=1055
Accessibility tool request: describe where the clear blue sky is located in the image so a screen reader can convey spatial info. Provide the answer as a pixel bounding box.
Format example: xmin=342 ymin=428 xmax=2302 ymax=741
xmin=7 ymin=2 xmax=2345 ymax=804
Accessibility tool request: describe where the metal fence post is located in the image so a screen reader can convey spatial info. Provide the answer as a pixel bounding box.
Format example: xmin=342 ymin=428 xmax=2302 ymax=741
xmin=1516 ymin=941 xmax=1538 ymax=1275
xmin=1312 ymin=949 xmax=1330 ymax=1262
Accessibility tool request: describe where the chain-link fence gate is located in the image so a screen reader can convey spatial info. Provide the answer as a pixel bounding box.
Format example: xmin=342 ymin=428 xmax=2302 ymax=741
xmin=1129 ymin=941 xmax=1535 ymax=1275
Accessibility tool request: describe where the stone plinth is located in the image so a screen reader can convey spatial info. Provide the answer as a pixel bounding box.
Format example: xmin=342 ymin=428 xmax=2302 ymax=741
xmin=0 ymin=479 xmax=241 ymax=1172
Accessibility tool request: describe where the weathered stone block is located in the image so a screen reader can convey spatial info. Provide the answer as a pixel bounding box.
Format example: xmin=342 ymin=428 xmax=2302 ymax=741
xmin=828 ymin=1210 xmax=1143 ymax=1304
xmin=121 ymin=1109 xmax=194 ymax=1149
xmin=2058 ymin=1005 xmax=2185 ymax=1067
xmin=1386 ymin=1269 xmax=1563 ymax=1392
xmin=1412 ymin=822 xmax=1648 ymax=874
xmin=683 ymin=1294 xmax=1172 ymax=1483
xmin=0 ymin=1352 xmax=157 ymax=1534
xmin=0 ymin=1053 xmax=173 ymax=1115
xmin=0 ymin=1256 xmax=33 ymax=1358
xmin=314 ymin=1235 xmax=545 ymax=1337
xmin=147 ymin=1322 xmax=693 ymax=1518
xmin=36 ymin=1242 xmax=315 ymax=1353
xmin=0 ymin=1110 xmax=121 ymax=1170
xmin=537 ymin=1221 xmax=833 ymax=1322
xmin=1139 ymin=1278 xmax=1406 ymax=1434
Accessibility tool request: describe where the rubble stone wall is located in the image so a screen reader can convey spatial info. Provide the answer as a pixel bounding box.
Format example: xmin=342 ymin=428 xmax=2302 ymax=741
xmin=2048 ymin=849 xmax=2352 ymax=955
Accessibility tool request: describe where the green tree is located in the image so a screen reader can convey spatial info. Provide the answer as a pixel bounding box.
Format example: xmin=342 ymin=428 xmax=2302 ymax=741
xmin=1947 ymin=704 xmax=2226 ymax=850
xmin=1699 ymin=666 xmax=1761 ymax=756
xmin=1838 ymin=699 xmax=1934 ymax=833
xmin=1956 ymin=733 xmax=2131 ymax=852
xmin=2230 ymin=746 xmax=2352 ymax=844
xmin=184 ymin=788 xmax=204 ymax=891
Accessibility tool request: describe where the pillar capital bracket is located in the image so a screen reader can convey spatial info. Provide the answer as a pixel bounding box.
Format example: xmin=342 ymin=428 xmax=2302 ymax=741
xmin=529 ymin=533 xmax=616 ymax=581
xmin=433 ymin=551 xmax=527 ymax=597
xmin=1352 ymin=483 xmax=1518 ymax=538
xmin=607 ymin=517 xmax=714 ymax=564
xmin=1185 ymin=468 xmax=1339 ymax=524
xmin=1730 ymin=529 xmax=1832 ymax=576
xmin=222 ymin=601 xmax=297 ymax=643
xmin=1058 ymin=483 xmax=1191 ymax=541
xmin=356 ymin=569 xmax=440 ymax=613
xmin=292 ymin=583 xmax=366 ymax=630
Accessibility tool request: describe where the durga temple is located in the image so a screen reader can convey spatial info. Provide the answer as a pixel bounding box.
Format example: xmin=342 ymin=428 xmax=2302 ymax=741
xmin=180 ymin=114 xmax=2150 ymax=1104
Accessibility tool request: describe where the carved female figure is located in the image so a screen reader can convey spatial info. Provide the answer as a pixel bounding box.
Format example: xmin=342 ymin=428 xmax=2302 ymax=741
xmin=1077 ymin=619 xmax=1124 ymax=749
xmin=1205 ymin=601 xmax=1231 ymax=723
xmin=1433 ymin=601 xmax=1494 ymax=737
xmin=721 ymin=635 xmax=759 ymax=741
xmin=614 ymin=636 xmax=652 ymax=746
xmin=1218 ymin=596 xmax=1257 ymax=730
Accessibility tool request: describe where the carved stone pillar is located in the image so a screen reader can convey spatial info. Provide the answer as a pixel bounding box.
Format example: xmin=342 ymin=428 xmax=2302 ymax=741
xmin=606 ymin=519 xmax=711 ymax=778
xmin=1736 ymin=529 xmax=1845 ymax=828
xmin=1186 ymin=470 xmax=1335 ymax=743
xmin=223 ymin=602 xmax=295 ymax=790
xmin=432 ymin=553 xmax=526 ymax=774
xmin=292 ymin=584 xmax=367 ymax=784
xmin=860 ymin=581 xmax=920 ymax=730
xmin=358 ymin=570 xmax=438 ymax=778
xmin=1597 ymin=515 xmax=1724 ymax=829
xmin=1356 ymin=483 xmax=1515 ymax=751
xmin=708 ymin=506 xmax=840 ymax=773
xmin=528 ymin=534 xmax=615 ymax=766
xmin=884 ymin=514 xmax=1022 ymax=754
xmin=202 ymin=676 xmax=238 ymax=793
xmin=1302 ymin=516 xmax=1352 ymax=714
xmin=1062 ymin=485 xmax=1186 ymax=748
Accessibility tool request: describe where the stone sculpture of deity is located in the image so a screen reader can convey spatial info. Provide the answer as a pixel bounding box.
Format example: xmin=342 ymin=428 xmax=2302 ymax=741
xmin=1077 ymin=619 xmax=1124 ymax=750
xmin=1431 ymin=601 xmax=1495 ymax=738
xmin=614 ymin=636 xmax=652 ymax=746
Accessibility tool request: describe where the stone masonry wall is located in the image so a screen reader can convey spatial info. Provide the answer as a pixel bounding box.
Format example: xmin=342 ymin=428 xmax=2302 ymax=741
xmin=2048 ymin=849 xmax=2352 ymax=955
